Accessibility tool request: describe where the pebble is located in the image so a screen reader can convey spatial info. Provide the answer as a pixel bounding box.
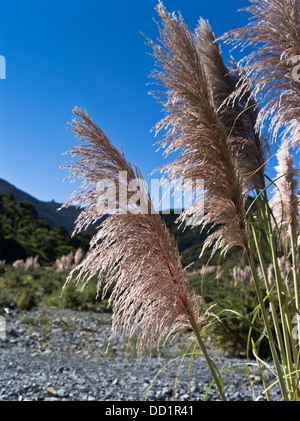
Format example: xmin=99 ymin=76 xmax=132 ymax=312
xmin=0 ymin=307 xmax=282 ymax=401
xmin=57 ymin=388 xmax=66 ymax=398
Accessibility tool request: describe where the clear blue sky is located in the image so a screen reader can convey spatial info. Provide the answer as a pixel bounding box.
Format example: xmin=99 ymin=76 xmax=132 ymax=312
xmin=0 ymin=0 xmax=258 ymax=204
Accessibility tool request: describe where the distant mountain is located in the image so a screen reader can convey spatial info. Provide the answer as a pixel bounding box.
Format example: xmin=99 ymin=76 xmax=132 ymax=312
xmin=0 ymin=178 xmax=81 ymax=232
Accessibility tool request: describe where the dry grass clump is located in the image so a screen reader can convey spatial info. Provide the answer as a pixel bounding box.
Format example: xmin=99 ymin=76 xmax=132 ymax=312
xmin=12 ymin=256 xmax=40 ymax=272
xmin=195 ymin=18 xmax=268 ymax=193
xmin=269 ymin=140 xmax=299 ymax=249
xmin=221 ymin=0 xmax=300 ymax=143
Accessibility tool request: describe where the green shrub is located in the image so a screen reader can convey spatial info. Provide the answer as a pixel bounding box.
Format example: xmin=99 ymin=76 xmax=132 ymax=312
xmin=16 ymin=289 xmax=37 ymax=310
xmin=0 ymin=265 xmax=103 ymax=312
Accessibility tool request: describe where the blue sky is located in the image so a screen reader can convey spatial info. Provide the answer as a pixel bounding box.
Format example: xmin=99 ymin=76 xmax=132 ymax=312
xmin=0 ymin=0 xmax=261 ymax=204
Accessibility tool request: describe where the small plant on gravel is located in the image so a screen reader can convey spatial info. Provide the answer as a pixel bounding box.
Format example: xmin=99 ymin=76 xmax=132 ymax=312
xmin=61 ymin=0 xmax=300 ymax=401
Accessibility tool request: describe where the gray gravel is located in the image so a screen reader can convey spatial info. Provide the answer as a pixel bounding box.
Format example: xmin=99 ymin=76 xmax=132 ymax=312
xmin=0 ymin=307 xmax=281 ymax=401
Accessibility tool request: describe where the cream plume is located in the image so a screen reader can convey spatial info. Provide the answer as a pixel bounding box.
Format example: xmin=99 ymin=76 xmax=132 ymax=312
xmin=221 ymin=0 xmax=300 ymax=143
xmin=61 ymin=107 xmax=205 ymax=355
xmin=195 ymin=18 xmax=268 ymax=193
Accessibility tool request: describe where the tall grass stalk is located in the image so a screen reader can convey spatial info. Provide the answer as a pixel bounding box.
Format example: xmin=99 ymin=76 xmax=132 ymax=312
xmin=187 ymin=315 xmax=227 ymax=401
xmin=290 ymin=223 xmax=300 ymax=360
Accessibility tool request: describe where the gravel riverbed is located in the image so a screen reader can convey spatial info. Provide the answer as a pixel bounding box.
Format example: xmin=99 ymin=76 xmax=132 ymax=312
xmin=0 ymin=307 xmax=281 ymax=401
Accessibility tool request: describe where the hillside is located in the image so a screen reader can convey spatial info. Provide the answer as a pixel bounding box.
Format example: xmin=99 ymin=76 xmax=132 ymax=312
xmin=0 ymin=193 xmax=90 ymax=263
xmin=0 ymin=178 xmax=81 ymax=232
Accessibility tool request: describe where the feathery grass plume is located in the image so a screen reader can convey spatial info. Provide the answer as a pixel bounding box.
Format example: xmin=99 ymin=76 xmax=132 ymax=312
xmin=12 ymin=256 xmax=40 ymax=272
xmin=220 ymin=0 xmax=300 ymax=143
xmin=296 ymin=251 xmax=300 ymax=273
xmin=24 ymin=256 xmax=39 ymax=272
xmin=195 ymin=18 xmax=268 ymax=193
xmin=60 ymin=107 xmax=205 ymax=355
xmin=267 ymin=257 xmax=292 ymax=284
xmin=74 ymin=248 xmax=84 ymax=267
xmin=269 ymin=140 xmax=299 ymax=247
xmin=147 ymin=2 xmax=248 ymax=256
xmin=185 ymin=265 xmax=218 ymax=277
xmin=12 ymin=260 xmax=24 ymax=269
xmin=278 ymin=256 xmax=292 ymax=281
xmin=267 ymin=263 xmax=275 ymax=286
